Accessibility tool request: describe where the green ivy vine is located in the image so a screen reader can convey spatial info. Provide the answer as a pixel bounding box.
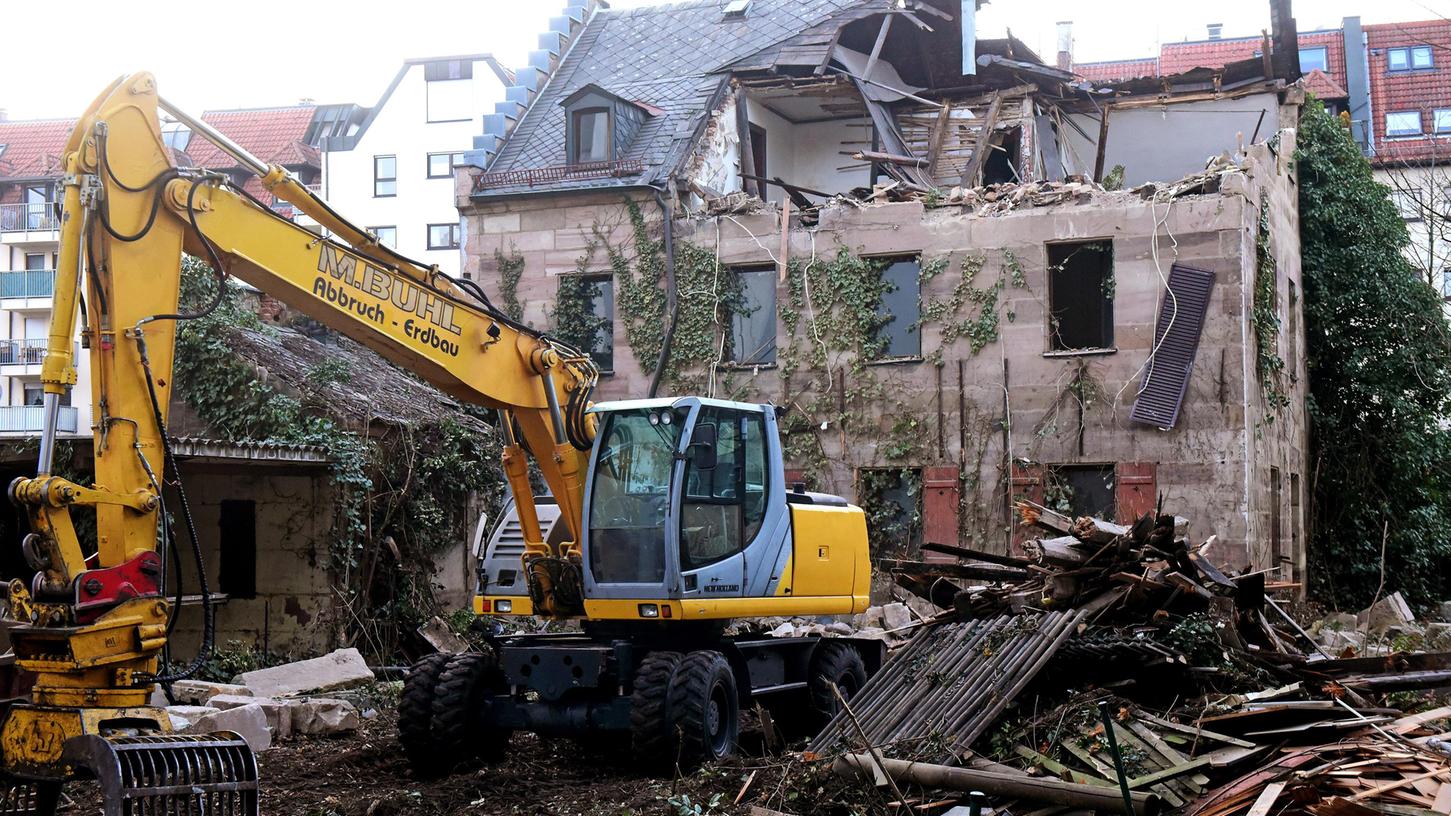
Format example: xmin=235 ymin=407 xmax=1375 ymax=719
xmin=1252 ymin=198 xmax=1290 ymax=419
xmin=495 ymin=247 xmax=525 ymax=322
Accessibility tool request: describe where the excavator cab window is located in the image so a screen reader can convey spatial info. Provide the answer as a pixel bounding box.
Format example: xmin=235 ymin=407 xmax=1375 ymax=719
xmin=587 ymin=407 xmax=682 ymax=584
xmin=680 ymin=407 xmax=768 ymax=572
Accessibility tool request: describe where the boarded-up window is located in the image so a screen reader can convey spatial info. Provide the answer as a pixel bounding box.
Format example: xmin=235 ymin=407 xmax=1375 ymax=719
xmin=728 ymin=266 xmax=776 ymax=366
xmin=1130 ymin=264 xmax=1216 ymax=428
xmin=219 ymin=500 xmax=257 ymax=600
xmin=1047 ymin=240 xmax=1114 ymax=351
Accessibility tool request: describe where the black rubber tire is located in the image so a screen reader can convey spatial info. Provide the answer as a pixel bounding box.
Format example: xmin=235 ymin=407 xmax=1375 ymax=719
xmin=398 ymin=653 xmax=452 ymax=774
xmin=806 ymin=642 xmax=868 ymax=730
xmin=629 ymin=650 xmax=684 ymax=765
xmin=670 ymin=650 xmax=740 ymax=768
xmin=430 ymin=651 xmax=512 ymax=769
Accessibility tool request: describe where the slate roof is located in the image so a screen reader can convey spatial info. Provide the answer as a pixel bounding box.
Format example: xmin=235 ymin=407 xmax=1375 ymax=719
xmin=0 ymin=118 xmax=77 ymax=180
xmin=478 ymin=0 xmax=883 ymax=198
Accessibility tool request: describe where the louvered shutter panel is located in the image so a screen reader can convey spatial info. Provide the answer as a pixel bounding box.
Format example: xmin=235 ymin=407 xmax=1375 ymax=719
xmin=1130 ymin=264 xmax=1216 ymax=429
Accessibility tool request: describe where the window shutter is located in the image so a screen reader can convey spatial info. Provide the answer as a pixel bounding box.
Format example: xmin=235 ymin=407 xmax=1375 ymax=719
xmin=1130 ymin=264 xmax=1216 ymax=429
xmin=922 ymin=466 xmax=961 ymax=562
xmin=1113 ymin=462 xmax=1157 ymax=525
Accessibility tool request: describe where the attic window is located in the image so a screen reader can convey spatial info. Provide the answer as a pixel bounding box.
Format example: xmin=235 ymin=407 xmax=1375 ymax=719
xmin=723 ymin=0 xmax=751 ymax=17
xmin=571 ymin=108 xmax=612 ymax=164
xmin=0 ymin=145 xmax=7 ymax=159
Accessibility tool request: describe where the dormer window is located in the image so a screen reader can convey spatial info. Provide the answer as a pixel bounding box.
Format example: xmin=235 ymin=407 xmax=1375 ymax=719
xmin=561 ymin=84 xmax=657 ymax=166
xmin=572 ymin=108 xmax=612 ymax=164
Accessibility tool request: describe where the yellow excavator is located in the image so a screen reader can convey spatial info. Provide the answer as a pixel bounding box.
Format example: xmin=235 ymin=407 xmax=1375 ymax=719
xmin=0 ymin=73 xmax=877 ymax=813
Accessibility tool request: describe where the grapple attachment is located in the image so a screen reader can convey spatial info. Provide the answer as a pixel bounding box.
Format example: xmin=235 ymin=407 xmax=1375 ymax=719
xmin=0 ymin=732 xmax=258 ymax=816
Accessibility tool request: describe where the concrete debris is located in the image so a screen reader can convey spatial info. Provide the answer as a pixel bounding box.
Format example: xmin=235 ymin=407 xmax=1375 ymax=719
xmin=417 ymin=616 xmax=470 ymax=655
xmin=185 ymin=703 xmax=272 ymax=753
xmin=164 ymin=705 xmax=218 ymax=732
xmin=1358 ymin=591 xmax=1416 ymax=635
xmin=237 ymin=647 xmax=374 ymax=698
xmin=880 ymin=602 xmax=912 ymax=632
xmin=289 ymin=698 xmax=360 ymax=737
xmin=166 ymin=680 xmax=251 ymax=706
xmin=209 ymin=694 xmax=293 ymax=740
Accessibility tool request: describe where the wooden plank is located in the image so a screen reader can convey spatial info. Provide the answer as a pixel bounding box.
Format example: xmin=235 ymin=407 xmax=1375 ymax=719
xmin=1391 ymin=705 xmax=1451 ymax=735
xmin=864 ymin=14 xmax=894 ymax=78
xmin=1349 ymin=769 xmax=1451 ymax=802
xmin=1245 ymin=781 xmax=1287 ymax=816
xmin=1127 ymin=758 xmax=1211 ymax=790
xmin=1012 ymin=745 xmax=1114 ymax=787
xmin=1093 ymin=103 xmax=1112 ymax=183
xmin=1016 ymin=499 xmax=1075 ymax=535
xmin=960 ymin=91 xmax=1002 ymax=188
xmin=1432 ymin=782 xmax=1451 ymax=814
xmin=1135 ymin=711 xmax=1257 ymax=748
xmin=925 ymin=100 xmax=953 ymax=180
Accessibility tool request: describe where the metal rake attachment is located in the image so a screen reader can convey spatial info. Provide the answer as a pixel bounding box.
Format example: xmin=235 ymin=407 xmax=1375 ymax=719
xmin=58 ymin=732 xmax=259 ymax=816
xmin=0 ymin=780 xmax=59 ymax=816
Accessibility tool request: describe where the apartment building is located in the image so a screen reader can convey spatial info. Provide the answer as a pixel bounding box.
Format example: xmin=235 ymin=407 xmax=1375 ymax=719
xmin=320 ymin=55 xmax=512 ymax=279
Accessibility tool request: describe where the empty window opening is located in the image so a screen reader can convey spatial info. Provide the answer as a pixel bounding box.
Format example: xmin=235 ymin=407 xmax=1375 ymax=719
xmin=219 ymin=499 xmax=257 ymax=600
xmin=748 ymin=124 xmax=768 ymax=182
xmin=858 ymin=468 xmax=922 ymax=560
xmin=982 ymin=126 xmax=1023 ymax=186
xmin=1047 ymin=239 xmax=1114 ymax=351
xmin=556 ymin=274 xmax=614 ymax=373
xmin=1270 ymin=466 xmax=1283 ymax=572
xmin=1289 ymin=472 xmax=1301 ymax=580
xmin=872 ymin=256 xmax=922 ymax=360
xmin=1046 ymin=464 xmax=1115 ymax=520
xmin=571 ymin=108 xmax=612 ymax=164
xmin=727 ymin=265 xmax=776 ymax=366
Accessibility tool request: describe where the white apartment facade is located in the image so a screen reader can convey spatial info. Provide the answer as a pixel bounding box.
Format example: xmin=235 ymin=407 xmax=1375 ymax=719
xmin=322 ymin=55 xmax=512 ymax=279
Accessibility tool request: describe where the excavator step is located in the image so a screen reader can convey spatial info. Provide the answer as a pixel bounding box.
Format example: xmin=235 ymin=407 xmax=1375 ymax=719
xmin=0 ymin=731 xmax=261 ymax=816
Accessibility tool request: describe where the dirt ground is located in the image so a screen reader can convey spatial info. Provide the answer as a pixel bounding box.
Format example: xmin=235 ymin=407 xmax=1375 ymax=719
xmin=258 ymin=707 xmax=761 ymax=816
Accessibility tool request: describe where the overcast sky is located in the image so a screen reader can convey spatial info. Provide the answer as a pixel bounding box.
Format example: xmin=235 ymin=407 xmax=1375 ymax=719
xmin=1 ymin=0 xmax=1449 ymax=120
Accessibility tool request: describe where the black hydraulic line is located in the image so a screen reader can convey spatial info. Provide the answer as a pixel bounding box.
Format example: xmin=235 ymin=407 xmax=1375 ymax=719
xmin=647 ymin=186 xmax=678 ymax=399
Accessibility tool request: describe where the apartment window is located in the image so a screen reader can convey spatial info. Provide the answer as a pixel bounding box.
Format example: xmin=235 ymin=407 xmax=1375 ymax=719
xmin=1299 ymin=46 xmax=1329 ymax=74
xmin=1047 ymin=239 xmax=1115 ymax=351
xmin=427 ymin=152 xmax=466 ymax=178
xmin=571 ymin=108 xmax=611 ymax=164
xmin=1386 ymin=111 xmax=1423 ymax=137
xmin=373 ymin=155 xmax=397 ymax=197
xmin=556 ymin=275 xmax=614 ymax=373
xmin=727 ymin=265 xmax=776 ymax=366
xmin=427 ymin=223 xmax=461 ymax=250
xmin=218 ymin=500 xmax=257 ymax=600
xmin=1436 ymin=109 xmax=1451 ymax=133
xmin=425 ymin=60 xmax=473 ymax=122
xmin=872 ymin=256 xmax=922 ymax=360
xmin=370 ymin=226 xmax=397 ymax=248
xmin=1442 ymin=268 xmax=1451 ymax=297
xmin=1393 ymin=188 xmax=1423 ymax=222
xmin=1388 ymin=45 xmax=1434 ymax=72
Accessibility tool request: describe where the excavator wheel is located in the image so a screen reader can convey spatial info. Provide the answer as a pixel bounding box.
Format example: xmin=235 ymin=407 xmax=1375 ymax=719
xmin=805 ymin=642 xmax=868 ymax=730
xmin=628 ymin=650 xmax=684 ymax=766
xmin=670 ymin=651 xmax=740 ymax=767
xmin=398 ymin=652 xmax=453 ymax=774
xmin=430 ymin=652 xmax=512 ymax=769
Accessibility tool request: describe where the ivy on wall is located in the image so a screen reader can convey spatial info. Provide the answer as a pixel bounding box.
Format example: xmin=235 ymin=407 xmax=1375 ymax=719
xmin=496 ymin=247 xmax=525 ymax=322
xmin=1252 ymin=198 xmax=1291 ymax=419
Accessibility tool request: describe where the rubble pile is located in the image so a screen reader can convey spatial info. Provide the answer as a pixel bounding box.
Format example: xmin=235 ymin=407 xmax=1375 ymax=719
xmin=765 ymin=500 xmax=1451 ymax=816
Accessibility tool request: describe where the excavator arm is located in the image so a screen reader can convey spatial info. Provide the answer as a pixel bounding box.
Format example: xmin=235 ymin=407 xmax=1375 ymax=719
xmin=0 ymin=73 xmax=598 ymax=813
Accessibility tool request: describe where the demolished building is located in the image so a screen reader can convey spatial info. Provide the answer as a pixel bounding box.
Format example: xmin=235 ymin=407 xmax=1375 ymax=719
xmin=458 ymin=0 xmax=1310 ymax=585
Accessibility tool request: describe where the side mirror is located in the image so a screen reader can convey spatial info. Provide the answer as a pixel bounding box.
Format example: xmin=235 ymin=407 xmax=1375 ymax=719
xmin=689 ymin=422 xmax=718 ymax=471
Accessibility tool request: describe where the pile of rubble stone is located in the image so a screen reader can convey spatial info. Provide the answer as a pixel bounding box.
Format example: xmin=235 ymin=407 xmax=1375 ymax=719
xmin=157 ymin=647 xmax=375 ymax=752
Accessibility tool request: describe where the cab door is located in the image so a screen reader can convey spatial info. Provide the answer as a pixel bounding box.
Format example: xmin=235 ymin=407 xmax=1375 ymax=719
xmin=678 ymin=407 xmax=764 ymax=599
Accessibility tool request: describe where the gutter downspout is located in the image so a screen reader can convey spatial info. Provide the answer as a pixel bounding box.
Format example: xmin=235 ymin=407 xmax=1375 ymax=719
xmin=648 ymin=182 xmax=678 ymax=398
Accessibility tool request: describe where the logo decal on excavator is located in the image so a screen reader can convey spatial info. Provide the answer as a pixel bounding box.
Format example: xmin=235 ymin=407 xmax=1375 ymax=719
xmin=315 ymin=246 xmax=463 ymax=351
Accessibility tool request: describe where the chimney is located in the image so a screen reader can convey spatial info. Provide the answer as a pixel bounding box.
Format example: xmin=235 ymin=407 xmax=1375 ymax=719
xmin=1056 ymin=21 xmax=1074 ymax=71
xmin=1207 ymin=23 xmax=1224 ymax=40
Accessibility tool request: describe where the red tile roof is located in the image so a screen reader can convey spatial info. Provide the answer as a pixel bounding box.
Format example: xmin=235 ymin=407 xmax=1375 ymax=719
xmin=1075 ymin=57 xmax=1159 ymax=83
xmin=0 ymin=118 xmax=77 ymax=179
xmin=187 ymin=106 xmax=318 ymax=171
xmin=1303 ymin=68 xmax=1348 ymax=100
xmin=1364 ymin=19 xmax=1451 ymax=165
xmin=1157 ymin=35 xmax=1267 ymax=76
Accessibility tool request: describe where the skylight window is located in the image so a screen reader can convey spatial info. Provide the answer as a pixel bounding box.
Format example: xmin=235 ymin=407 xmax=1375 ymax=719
xmin=723 ymin=0 xmax=751 ymax=17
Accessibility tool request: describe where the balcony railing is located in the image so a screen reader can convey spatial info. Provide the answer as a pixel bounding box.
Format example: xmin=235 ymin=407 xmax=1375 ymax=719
xmin=0 ymin=339 xmax=51 ymax=365
xmin=0 ymin=203 xmax=60 ymax=233
xmin=0 ymin=270 xmax=55 ymax=299
xmin=0 ymin=405 xmax=79 ymax=433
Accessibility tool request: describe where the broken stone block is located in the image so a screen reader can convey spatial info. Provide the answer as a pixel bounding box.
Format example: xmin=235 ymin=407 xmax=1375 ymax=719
xmin=289 ymin=698 xmax=360 ymax=737
xmin=208 ymin=694 xmax=294 ymax=740
xmin=1318 ymin=612 xmax=1360 ymax=632
xmin=185 ymin=704 xmax=272 ymax=752
xmin=769 ymin=622 xmax=796 ymax=638
xmin=1323 ymin=629 xmax=1365 ymax=655
xmin=824 ymin=621 xmax=854 ymax=636
xmin=881 ymin=603 xmax=912 ymax=631
xmin=164 ymin=705 xmax=218 ymax=731
xmin=167 ymin=680 xmax=252 ymax=706
xmin=417 ymin=616 xmax=470 ymax=655
xmin=853 ymin=627 xmax=890 ymax=641
xmin=1426 ymin=622 xmax=1451 ymax=651
xmin=237 ymin=648 xmax=373 ymax=698
xmin=1359 ymin=592 xmax=1416 ymax=635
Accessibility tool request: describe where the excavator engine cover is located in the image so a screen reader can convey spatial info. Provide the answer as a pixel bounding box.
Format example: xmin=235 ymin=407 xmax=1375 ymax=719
xmin=0 ymin=732 xmax=258 ymax=816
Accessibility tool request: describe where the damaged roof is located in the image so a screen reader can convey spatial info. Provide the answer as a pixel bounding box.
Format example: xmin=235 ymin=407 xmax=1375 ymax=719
xmin=477 ymin=0 xmax=888 ymax=198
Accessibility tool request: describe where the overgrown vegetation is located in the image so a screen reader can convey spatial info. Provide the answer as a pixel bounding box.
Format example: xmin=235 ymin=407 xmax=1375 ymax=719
xmin=1298 ymin=97 xmax=1451 ymax=608
xmin=173 ymin=258 xmax=504 ymax=660
xmin=1253 ymin=198 xmax=1291 ymax=419
xmin=495 ymin=247 xmax=526 ymax=322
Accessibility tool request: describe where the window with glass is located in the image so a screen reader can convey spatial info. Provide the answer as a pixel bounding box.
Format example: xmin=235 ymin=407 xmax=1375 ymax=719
xmin=588 ymin=407 xmax=684 ymax=584
xmin=370 ymin=226 xmax=397 ymax=248
xmin=427 ymin=152 xmax=466 ymax=178
xmin=24 ymin=185 xmax=52 ymax=231
xmin=728 ymin=266 xmax=776 ymax=366
xmin=1299 ymin=46 xmax=1329 ymax=73
xmin=427 ymin=223 xmax=460 ymax=250
xmin=871 ymin=257 xmax=922 ymax=360
xmin=571 ymin=108 xmax=611 ymax=164
xmin=373 ymin=155 xmax=397 ymax=197
xmin=1436 ymin=109 xmax=1451 ymax=133
xmin=1386 ymin=111 xmax=1423 ymax=137
xmin=1388 ymin=46 xmax=1434 ymax=72
xmin=680 ymin=408 xmax=767 ymax=571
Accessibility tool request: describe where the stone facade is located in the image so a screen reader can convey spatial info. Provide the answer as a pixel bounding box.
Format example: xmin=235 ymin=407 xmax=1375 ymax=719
xmin=459 ymin=134 xmax=1310 ymax=582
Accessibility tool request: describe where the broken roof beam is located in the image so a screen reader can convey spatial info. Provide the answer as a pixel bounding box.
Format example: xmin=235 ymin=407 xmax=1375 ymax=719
xmin=960 ymin=90 xmax=1001 ymax=188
